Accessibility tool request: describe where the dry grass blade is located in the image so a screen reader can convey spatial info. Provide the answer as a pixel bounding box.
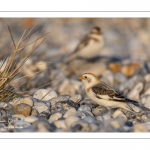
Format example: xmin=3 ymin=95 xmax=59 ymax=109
xmin=0 ymin=23 xmax=50 ymax=102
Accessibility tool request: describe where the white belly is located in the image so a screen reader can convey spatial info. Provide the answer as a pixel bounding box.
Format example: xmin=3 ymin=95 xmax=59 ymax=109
xmin=86 ymin=89 xmax=131 ymax=111
xmin=77 ymin=41 xmax=103 ymax=58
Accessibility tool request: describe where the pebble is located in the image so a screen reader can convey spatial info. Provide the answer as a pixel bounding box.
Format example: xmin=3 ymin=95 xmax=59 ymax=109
xmin=14 ymin=121 xmax=31 ymax=129
xmin=35 ymin=61 xmax=47 ymax=71
xmin=13 ymin=104 xmax=32 ymax=117
xmin=92 ymin=106 xmax=108 ymax=116
xmin=32 ymin=119 xmax=55 ymax=132
xmin=12 ymin=114 xmax=25 ymax=120
xmin=78 ymin=105 xmax=91 ymax=112
xmin=63 ymin=108 xmax=77 ymax=118
xmin=127 ymin=82 xmax=144 ymax=101
xmin=33 ymin=89 xmax=57 ymax=101
xmin=20 ymin=97 xmax=34 ymax=107
xmin=105 ymin=118 xmax=125 ymax=131
xmin=96 ymin=116 xmax=104 ymax=122
xmin=76 ymin=111 xmax=87 ymax=119
xmin=114 ymin=72 xmax=127 ymax=84
xmin=34 ymin=102 xmax=49 ymax=113
xmin=54 ymin=120 xmax=67 ymax=130
xmin=71 ymin=120 xmax=90 ymax=132
xmin=31 ymin=108 xmax=39 ymax=116
xmin=112 ymin=109 xmax=128 ymax=121
xmin=141 ymin=88 xmax=150 ymax=97
xmin=23 ymin=116 xmax=38 ymax=123
xmin=65 ymin=116 xmax=80 ymax=128
xmin=83 ymin=116 xmax=96 ymax=124
xmin=132 ymin=123 xmax=148 ymax=132
xmin=49 ymin=112 xmax=62 ymax=123
xmin=70 ymin=94 xmax=82 ymax=103
xmin=58 ymin=79 xmax=76 ymax=95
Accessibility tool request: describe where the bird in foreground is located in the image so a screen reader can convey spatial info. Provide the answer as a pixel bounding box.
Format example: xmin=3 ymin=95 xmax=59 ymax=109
xmin=79 ymin=73 xmax=142 ymax=113
xmin=60 ymin=27 xmax=104 ymax=74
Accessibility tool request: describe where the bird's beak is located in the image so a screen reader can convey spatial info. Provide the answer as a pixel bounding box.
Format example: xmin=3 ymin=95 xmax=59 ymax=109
xmin=78 ymin=76 xmax=83 ymax=81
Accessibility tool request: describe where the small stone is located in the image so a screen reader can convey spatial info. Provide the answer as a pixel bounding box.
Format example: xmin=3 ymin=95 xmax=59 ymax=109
xmin=125 ymin=121 xmax=133 ymax=127
xmin=70 ymin=94 xmax=82 ymax=103
xmin=9 ymin=98 xmax=20 ymax=106
xmin=144 ymin=74 xmax=150 ymax=82
xmin=12 ymin=114 xmax=25 ymax=120
xmin=32 ymin=119 xmax=55 ymax=132
xmin=65 ymin=116 xmax=80 ymax=128
xmin=105 ymin=118 xmax=125 ymax=131
xmin=38 ymin=110 xmax=50 ymax=119
xmin=58 ymin=79 xmax=76 ymax=95
xmin=63 ymin=108 xmax=77 ymax=118
xmin=83 ymin=116 xmax=96 ymax=124
xmin=141 ymin=88 xmax=150 ymax=97
xmin=31 ymin=108 xmax=39 ymax=116
xmin=33 ymin=89 xmax=57 ymax=101
xmin=102 ymin=114 xmax=112 ymax=121
xmin=96 ymin=116 xmax=104 ymax=122
xmin=78 ymin=105 xmax=91 ymax=112
xmin=121 ymin=63 xmax=141 ymax=77
xmin=92 ymin=106 xmax=108 ymax=116
xmin=49 ymin=112 xmax=62 ymax=123
xmin=114 ymin=72 xmax=127 ymax=84
xmin=71 ymin=120 xmax=90 ymax=132
xmin=35 ymin=61 xmax=47 ymax=71
xmin=14 ymin=120 xmax=31 ymax=129
xmin=112 ymin=109 xmax=127 ymax=121
xmin=132 ymin=123 xmax=148 ymax=132
xmin=34 ymin=102 xmax=49 ymax=113
xmin=108 ymin=63 xmax=121 ymax=73
xmin=76 ymin=111 xmax=87 ymax=119
xmin=20 ymin=97 xmax=33 ymax=107
xmin=13 ymin=104 xmax=32 ymax=117
xmin=54 ymin=120 xmax=67 ymax=130
xmin=23 ymin=116 xmax=38 ymax=123
xmin=127 ymin=82 xmax=144 ymax=101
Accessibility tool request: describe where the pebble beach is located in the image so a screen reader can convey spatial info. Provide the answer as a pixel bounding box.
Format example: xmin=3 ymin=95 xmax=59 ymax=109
xmin=1 ymin=18 xmax=150 ymax=132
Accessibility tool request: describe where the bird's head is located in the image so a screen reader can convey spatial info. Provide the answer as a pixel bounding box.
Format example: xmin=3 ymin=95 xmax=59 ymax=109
xmin=90 ymin=26 xmax=101 ymax=35
xmin=79 ymin=73 xmax=100 ymax=87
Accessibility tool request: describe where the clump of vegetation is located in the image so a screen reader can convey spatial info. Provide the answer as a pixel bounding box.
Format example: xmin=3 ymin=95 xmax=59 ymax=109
xmin=0 ymin=23 xmax=50 ymax=102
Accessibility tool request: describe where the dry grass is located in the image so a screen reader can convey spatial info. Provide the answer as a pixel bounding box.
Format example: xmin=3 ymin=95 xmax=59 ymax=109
xmin=0 ymin=23 xmax=50 ymax=102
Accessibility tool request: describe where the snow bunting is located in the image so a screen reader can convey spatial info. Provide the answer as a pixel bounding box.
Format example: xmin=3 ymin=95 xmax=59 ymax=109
xmin=79 ymin=73 xmax=142 ymax=113
xmin=64 ymin=26 xmax=104 ymax=64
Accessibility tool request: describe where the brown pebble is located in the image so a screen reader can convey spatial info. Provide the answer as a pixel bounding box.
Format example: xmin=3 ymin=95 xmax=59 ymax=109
xmin=13 ymin=103 xmax=32 ymax=117
xmin=121 ymin=63 xmax=141 ymax=77
xmin=108 ymin=63 xmax=122 ymax=73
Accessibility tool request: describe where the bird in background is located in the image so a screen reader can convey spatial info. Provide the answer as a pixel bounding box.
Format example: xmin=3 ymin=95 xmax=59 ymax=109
xmin=79 ymin=73 xmax=143 ymax=113
xmin=60 ymin=26 xmax=104 ymax=74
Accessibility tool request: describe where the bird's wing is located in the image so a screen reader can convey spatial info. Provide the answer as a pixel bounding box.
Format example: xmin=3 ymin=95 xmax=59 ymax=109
xmin=91 ymin=81 xmax=138 ymax=104
xmin=73 ymin=35 xmax=91 ymax=54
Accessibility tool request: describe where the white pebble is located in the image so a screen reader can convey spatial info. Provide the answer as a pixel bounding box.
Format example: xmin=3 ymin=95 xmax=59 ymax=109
xmin=23 ymin=116 xmax=38 ymax=123
xmin=49 ymin=112 xmax=62 ymax=123
xmin=20 ymin=97 xmax=33 ymax=107
xmin=127 ymin=82 xmax=143 ymax=101
xmin=65 ymin=116 xmax=79 ymax=128
xmin=34 ymin=102 xmax=48 ymax=113
xmin=12 ymin=114 xmax=25 ymax=120
xmin=63 ymin=108 xmax=77 ymax=118
xmin=54 ymin=120 xmax=67 ymax=130
xmin=112 ymin=109 xmax=127 ymax=121
xmin=33 ymin=89 xmax=57 ymax=101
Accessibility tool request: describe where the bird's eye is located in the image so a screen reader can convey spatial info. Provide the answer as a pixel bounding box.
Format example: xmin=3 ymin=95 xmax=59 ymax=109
xmin=85 ymin=76 xmax=87 ymax=78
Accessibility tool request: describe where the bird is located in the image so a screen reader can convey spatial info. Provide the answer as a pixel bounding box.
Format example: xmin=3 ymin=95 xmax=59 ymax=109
xmin=78 ymin=73 xmax=142 ymax=113
xmin=60 ymin=27 xmax=104 ymax=75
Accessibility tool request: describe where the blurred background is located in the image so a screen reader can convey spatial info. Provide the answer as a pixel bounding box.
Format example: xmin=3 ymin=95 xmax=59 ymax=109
xmin=0 ymin=18 xmax=150 ymax=97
